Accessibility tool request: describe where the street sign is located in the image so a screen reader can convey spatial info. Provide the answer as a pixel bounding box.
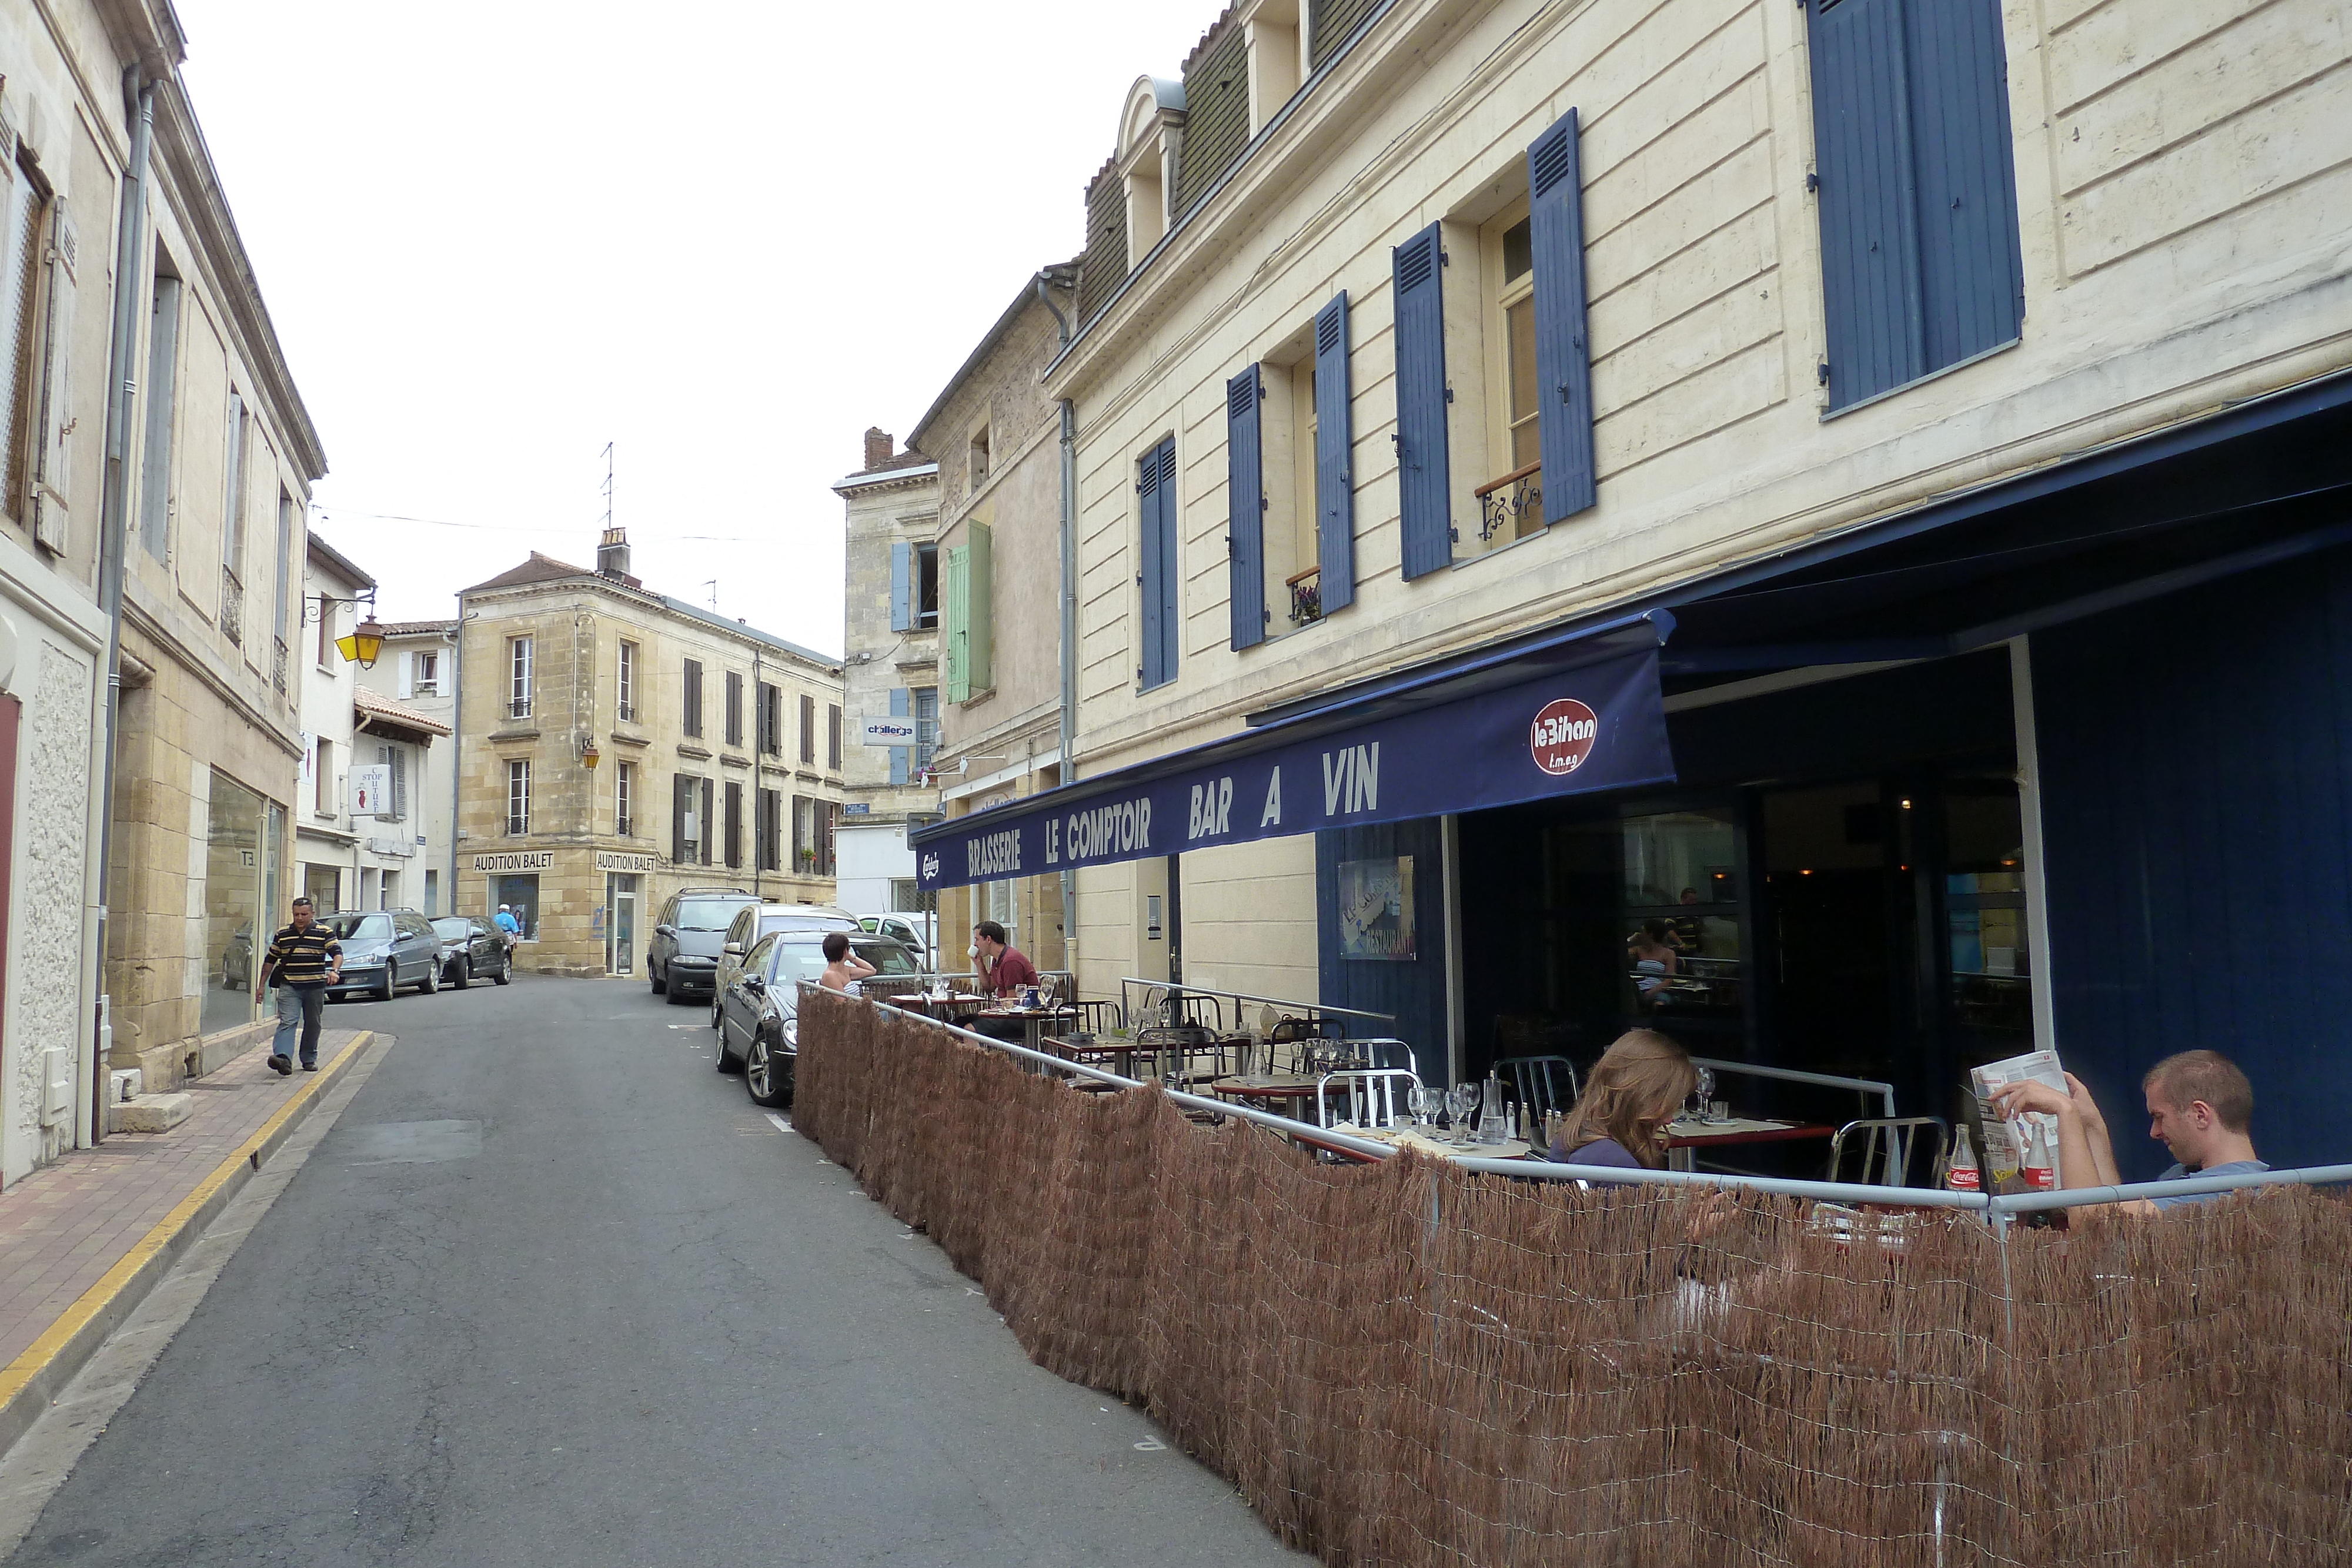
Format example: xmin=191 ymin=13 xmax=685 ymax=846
xmin=860 ymin=717 xmax=918 ymax=747
xmin=349 ymin=764 xmax=393 ymax=818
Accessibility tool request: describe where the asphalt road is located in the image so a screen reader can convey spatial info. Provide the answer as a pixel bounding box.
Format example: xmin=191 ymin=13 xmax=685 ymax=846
xmin=9 ymin=977 xmax=1308 ymax=1566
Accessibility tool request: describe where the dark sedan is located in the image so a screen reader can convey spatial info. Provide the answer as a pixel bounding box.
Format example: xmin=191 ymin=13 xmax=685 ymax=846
xmin=714 ymin=931 xmax=918 ymax=1106
xmin=322 ymin=910 xmax=443 ymax=1001
xmin=432 ymin=915 xmax=514 ymax=988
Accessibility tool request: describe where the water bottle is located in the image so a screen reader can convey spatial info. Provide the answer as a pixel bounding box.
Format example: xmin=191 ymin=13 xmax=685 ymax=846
xmin=1476 ymin=1076 xmax=1508 ymax=1145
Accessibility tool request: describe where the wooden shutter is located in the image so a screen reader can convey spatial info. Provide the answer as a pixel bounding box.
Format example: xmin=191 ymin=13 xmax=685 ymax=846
xmin=138 ymin=278 xmax=180 ymax=561
xmin=724 ymin=781 xmax=742 ymax=868
xmin=1808 ymin=0 xmax=1925 ymax=408
xmin=700 ymin=778 xmax=714 ymax=865
xmin=1313 ymin=293 xmax=1355 ymax=613
xmin=1225 ymin=366 xmax=1266 ymax=650
xmin=890 ymin=541 xmax=913 ymax=631
xmin=682 ymin=660 xmax=703 ymax=737
xmin=888 ymin=687 xmax=910 ymax=785
xmin=1391 ymin=223 xmax=1452 ymax=579
xmin=1528 ymin=109 xmax=1598 ymax=524
xmin=391 ymin=746 xmax=408 ymax=821
xmin=1905 ymin=0 xmax=2024 ymax=371
xmin=1138 ymin=439 xmax=1178 ymax=687
xmin=671 ymin=774 xmax=689 ymax=863
xmin=28 ymin=199 xmax=75 ymax=553
xmin=967 ymin=520 xmax=994 ymax=691
xmin=800 ymin=693 xmax=815 ymax=763
xmin=827 ymin=704 xmax=841 ymax=770
xmin=944 ymin=544 xmax=970 ymax=702
xmin=725 ymin=671 xmax=742 ymax=746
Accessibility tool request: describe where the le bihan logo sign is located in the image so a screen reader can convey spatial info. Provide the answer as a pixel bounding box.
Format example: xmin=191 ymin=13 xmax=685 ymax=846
xmin=1529 ymin=698 xmax=1600 ymax=776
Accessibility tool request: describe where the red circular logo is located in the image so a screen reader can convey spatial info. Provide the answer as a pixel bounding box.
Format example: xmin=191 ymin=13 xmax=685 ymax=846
xmin=1530 ymin=698 xmax=1600 ymax=775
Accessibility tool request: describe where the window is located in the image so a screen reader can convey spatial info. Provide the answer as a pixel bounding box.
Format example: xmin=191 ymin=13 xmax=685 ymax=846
xmin=891 ymin=541 xmax=942 ymax=632
xmin=617 ymin=640 xmax=637 ymax=721
xmin=791 ymin=795 xmax=813 ymax=872
xmin=616 ymin=760 xmax=635 ymax=837
xmin=816 ymin=799 xmax=836 ymax=877
xmin=1136 ymin=442 xmax=1178 ymax=687
xmin=968 ymin=423 xmax=991 ymax=489
xmin=273 ymin=491 xmax=295 ymax=654
xmin=827 ymin=703 xmax=842 ymax=771
xmin=493 ymin=874 xmax=539 ymax=941
xmin=138 ymin=266 xmax=181 ymax=562
xmin=757 ymin=681 xmax=781 ymax=757
xmin=1 ymin=153 xmax=46 ymax=518
xmin=1230 ymin=297 xmax=1352 ymax=641
xmin=673 ymin=773 xmax=707 ymax=864
xmin=1806 ymin=0 xmax=2024 ymax=410
xmin=1465 ymin=206 xmax=1541 ymax=561
xmin=317 ymin=594 xmax=335 ymax=668
xmin=375 ymin=741 xmax=409 ymax=821
xmin=220 ymin=392 xmax=249 ymax=641
xmin=313 ymin=736 xmax=334 ymax=815
xmin=506 ymin=758 xmax=530 ymax=835
xmin=724 ymin=670 xmax=743 ymax=747
xmin=724 ymin=780 xmax=743 ymax=868
xmin=757 ymin=786 xmax=783 ymax=871
xmin=409 ymin=649 xmax=439 ymax=697
xmin=1245 ymin=0 xmax=1307 ymax=132
xmin=888 ymin=686 xmax=942 ymax=785
xmin=508 ymin=636 xmax=533 ymax=719
xmin=681 ymin=658 xmax=703 ymax=738
xmin=799 ymin=693 xmax=816 ymax=764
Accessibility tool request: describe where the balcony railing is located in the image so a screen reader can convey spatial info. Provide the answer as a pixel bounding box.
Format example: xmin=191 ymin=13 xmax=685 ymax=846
xmin=616 ymin=816 xmax=633 ymax=837
xmin=1475 ymin=461 xmax=1543 ymax=542
xmin=220 ymin=565 xmax=243 ymax=646
xmin=1286 ymin=566 xmax=1322 ymax=626
xmin=506 ymin=697 xmax=532 ymax=721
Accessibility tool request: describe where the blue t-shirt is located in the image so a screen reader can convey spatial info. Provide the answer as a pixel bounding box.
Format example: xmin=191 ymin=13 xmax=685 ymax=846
xmin=1559 ymin=1135 xmax=1645 ymax=1169
xmin=2150 ymin=1158 xmax=2269 ymax=1211
xmin=494 ymin=911 xmax=520 ymax=935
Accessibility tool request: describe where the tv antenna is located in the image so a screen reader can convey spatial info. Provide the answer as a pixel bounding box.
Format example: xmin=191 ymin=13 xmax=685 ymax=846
xmin=599 ymin=442 xmax=615 ymax=533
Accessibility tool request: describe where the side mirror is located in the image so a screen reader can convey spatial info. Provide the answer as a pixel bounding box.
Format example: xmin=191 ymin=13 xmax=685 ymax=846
xmin=655 ymin=924 xmax=674 ymax=937
xmin=723 ymin=942 xmax=744 ymax=957
xmin=743 ymin=975 xmax=765 ymax=994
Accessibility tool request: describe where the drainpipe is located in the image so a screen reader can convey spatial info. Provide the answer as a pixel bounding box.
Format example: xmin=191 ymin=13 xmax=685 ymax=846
xmin=90 ymin=68 xmax=158 ymax=1145
xmin=1057 ymin=395 xmax=1078 ymax=972
xmin=449 ymin=600 xmax=465 ymax=914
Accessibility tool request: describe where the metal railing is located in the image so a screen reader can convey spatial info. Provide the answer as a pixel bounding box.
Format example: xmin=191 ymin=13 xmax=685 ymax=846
xmin=1690 ymin=1055 xmax=1897 ymax=1121
xmin=1118 ymin=978 xmax=1396 ymax=1029
xmin=851 ymin=990 xmax=2352 ymax=1224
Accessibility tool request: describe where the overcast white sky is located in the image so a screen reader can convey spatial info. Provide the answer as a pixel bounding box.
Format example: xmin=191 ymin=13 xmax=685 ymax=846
xmin=172 ymin=0 xmax=1215 ymax=656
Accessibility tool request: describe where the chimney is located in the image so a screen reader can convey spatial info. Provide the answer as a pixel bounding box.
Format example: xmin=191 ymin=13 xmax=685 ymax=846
xmin=863 ymin=427 xmax=894 ymax=470
xmin=597 ymin=526 xmax=630 ymax=580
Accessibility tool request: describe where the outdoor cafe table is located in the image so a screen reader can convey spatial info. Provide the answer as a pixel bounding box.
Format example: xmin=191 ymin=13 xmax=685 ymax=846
xmin=976 ymin=1004 xmax=1077 ymax=1054
xmin=1305 ymin=1122 xmax=1535 ymax=1163
xmin=1663 ymin=1115 xmax=1836 ymax=1172
xmin=898 ymin=992 xmax=993 ymax=1023
xmin=1208 ymin=1072 xmax=1325 ymax=1112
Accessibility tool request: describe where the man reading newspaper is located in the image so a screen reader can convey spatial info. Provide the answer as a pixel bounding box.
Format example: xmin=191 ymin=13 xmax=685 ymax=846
xmin=1991 ymin=1049 xmax=2267 ymax=1216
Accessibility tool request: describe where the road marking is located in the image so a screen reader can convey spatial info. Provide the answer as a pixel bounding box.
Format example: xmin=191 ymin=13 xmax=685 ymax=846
xmin=1134 ymin=1437 xmax=1168 ymax=1452
xmin=764 ymin=1113 xmax=791 ymax=1133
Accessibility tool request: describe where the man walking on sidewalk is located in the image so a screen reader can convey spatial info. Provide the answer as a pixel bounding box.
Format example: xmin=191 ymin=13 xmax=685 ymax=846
xmin=255 ymin=897 xmax=342 ymax=1075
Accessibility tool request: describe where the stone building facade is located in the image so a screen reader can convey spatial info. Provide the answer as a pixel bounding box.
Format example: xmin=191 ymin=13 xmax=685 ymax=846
xmin=915 ymin=269 xmax=1077 ymax=972
xmin=356 ymin=619 xmax=460 ymax=913
xmin=831 ymin=432 xmax=941 ymax=915
xmin=455 ymin=531 xmax=845 ymax=978
xmin=0 ymin=0 xmax=326 ymax=1175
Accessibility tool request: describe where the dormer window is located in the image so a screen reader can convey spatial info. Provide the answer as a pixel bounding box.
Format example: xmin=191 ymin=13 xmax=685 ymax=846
xmin=1119 ymin=76 xmax=1187 ymax=269
xmin=1245 ymin=0 xmax=1311 ymax=133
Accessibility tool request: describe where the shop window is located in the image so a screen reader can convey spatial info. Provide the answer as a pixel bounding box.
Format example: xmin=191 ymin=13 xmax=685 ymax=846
xmin=201 ymin=769 xmax=269 ymax=1037
xmin=1943 ymin=776 xmax=2032 ymax=1045
xmin=494 ymin=874 xmax=540 ymax=941
xmin=1621 ymin=808 xmax=1744 ymax=1030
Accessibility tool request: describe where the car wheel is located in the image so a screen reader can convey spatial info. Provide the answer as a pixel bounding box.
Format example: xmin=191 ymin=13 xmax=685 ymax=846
xmin=650 ymin=962 xmax=667 ymax=995
xmin=745 ymin=1034 xmax=789 ymax=1106
xmin=664 ymin=981 xmax=688 ymax=1006
xmin=449 ymin=957 xmax=468 ymax=990
xmin=715 ymin=1022 xmax=743 ymax=1075
xmin=494 ymin=955 xmax=512 ymax=985
xmin=418 ymin=961 xmax=438 ymax=995
xmin=711 ymin=998 xmax=723 ymax=1030
xmin=377 ymin=966 xmax=397 ymax=1003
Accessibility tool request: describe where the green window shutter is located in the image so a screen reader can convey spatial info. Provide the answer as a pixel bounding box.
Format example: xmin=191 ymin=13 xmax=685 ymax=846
xmin=967 ymin=521 xmax=994 ymax=693
xmin=944 ymin=544 xmax=971 ymax=703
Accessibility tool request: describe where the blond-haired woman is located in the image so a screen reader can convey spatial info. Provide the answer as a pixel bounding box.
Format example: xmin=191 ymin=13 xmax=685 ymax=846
xmin=1551 ymin=1028 xmax=1696 ymax=1168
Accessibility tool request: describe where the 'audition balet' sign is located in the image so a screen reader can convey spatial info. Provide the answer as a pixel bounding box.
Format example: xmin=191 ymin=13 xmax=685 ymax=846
xmin=911 ymin=645 xmax=1673 ymax=892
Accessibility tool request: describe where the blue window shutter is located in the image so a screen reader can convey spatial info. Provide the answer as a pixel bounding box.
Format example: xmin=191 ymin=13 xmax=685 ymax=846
xmin=890 ymin=541 xmax=911 ymax=631
xmin=888 ymin=687 xmax=909 ymax=785
xmin=1138 ymin=446 xmax=1164 ymax=687
xmin=1905 ymin=0 xmax=2024 ymax=369
xmin=1528 ymin=109 xmax=1597 ymax=523
xmin=1313 ymin=292 xmax=1355 ymax=613
xmin=1809 ymin=0 xmax=1927 ymax=407
xmin=1155 ymin=439 xmax=1179 ymax=681
xmin=1391 ymin=223 xmax=1451 ymax=580
xmin=1138 ymin=440 xmax=1178 ymax=687
xmin=1226 ymin=366 xmax=1266 ymax=650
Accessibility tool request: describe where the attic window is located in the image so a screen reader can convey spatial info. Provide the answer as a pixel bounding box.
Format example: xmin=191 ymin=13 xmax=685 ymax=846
xmin=969 ymin=424 xmax=991 ymax=489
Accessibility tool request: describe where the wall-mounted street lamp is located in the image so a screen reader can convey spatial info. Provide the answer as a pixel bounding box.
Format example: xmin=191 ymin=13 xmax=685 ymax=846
xmin=579 ymin=734 xmax=602 ymax=769
xmin=305 ymin=589 xmax=387 ymax=669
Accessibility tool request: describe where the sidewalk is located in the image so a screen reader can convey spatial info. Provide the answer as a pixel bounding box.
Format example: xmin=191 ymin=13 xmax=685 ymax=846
xmin=0 ymin=1028 xmax=375 ymax=1452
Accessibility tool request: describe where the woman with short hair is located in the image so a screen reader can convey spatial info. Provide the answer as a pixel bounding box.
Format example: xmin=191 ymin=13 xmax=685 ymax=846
xmin=818 ymin=931 xmax=876 ymax=994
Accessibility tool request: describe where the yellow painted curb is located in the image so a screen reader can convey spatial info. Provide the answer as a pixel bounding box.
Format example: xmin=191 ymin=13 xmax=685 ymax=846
xmin=0 ymin=1029 xmax=376 ymax=1435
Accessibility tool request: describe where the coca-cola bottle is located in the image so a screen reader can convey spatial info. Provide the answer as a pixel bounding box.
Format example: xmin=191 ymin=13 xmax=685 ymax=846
xmin=1946 ymin=1128 xmax=1980 ymax=1192
xmin=2022 ymin=1119 xmax=2056 ymax=1191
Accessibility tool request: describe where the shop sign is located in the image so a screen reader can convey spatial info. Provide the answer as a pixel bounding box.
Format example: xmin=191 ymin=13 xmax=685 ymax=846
xmin=472 ymin=851 xmax=555 ymax=872
xmin=912 ymin=644 xmax=1674 ymax=892
xmin=860 ymin=717 xmax=918 ymax=746
xmin=596 ymin=851 xmax=657 ymax=872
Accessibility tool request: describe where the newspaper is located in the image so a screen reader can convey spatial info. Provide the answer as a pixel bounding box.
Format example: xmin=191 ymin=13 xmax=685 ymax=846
xmin=1968 ymin=1048 xmax=2068 ymax=1191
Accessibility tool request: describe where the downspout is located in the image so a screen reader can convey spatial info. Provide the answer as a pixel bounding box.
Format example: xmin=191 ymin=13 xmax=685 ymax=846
xmin=449 ymin=601 xmax=464 ymax=914
xmin=90 ymin=68 xmax=158 ymax=1144
xmin=1039 ymin=270 xmax=1080 ymax=974
xmin=751 ymin=644 xmax=763 ymax=904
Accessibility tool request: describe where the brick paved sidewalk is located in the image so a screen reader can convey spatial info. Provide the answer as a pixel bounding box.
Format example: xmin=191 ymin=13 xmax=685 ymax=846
xmin=0 ymin=1029 xmax=366 ymax=1374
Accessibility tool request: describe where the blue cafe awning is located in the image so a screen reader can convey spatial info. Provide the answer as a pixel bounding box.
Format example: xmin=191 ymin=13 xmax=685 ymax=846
xmin=910 ymin=614 xmax=1676 ymax=892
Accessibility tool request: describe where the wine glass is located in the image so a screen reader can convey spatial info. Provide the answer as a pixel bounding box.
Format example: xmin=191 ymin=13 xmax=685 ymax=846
xmin=1446 ymin=1084 xmax=1475 ymax=1141
xmin=1690 ymin=1065 xmax=1717 ymax=1122
xmin=1406 ymin=1084 xmax=1431 ymax=1128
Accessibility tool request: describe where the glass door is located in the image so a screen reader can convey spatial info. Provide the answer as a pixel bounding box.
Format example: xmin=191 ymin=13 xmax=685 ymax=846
xmin=607 ymin=875 xmax=638 ymax=975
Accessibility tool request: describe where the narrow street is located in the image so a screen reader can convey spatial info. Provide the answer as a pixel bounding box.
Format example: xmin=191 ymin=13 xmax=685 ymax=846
xmin=6 ymin=978 xmax=1305 ymax=1567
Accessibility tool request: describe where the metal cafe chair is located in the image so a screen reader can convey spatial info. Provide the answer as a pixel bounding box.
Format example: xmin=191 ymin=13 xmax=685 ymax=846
xmin=1316 ymin=1068 xmax=1422 ymax=1130
xmin=1136 ymin=1024 xmax=1224 ymax=1086
xmin=1498 ymin=1056 xmax=1581 ymax=1118
xmin=1065 ymin=998 xmax=1124 ymax=1037
xmin=1355 ymin=1038 xmax=1420 ymax=1078
xmin=1826 ymin=1116 xmax=1952 ymax=1188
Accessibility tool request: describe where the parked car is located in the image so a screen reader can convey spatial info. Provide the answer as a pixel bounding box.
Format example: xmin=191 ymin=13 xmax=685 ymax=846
xmin=856 ymin=911 xmax=937 ymax=969
xmin=647 ymin=888 xmax=761 ymax=1005
xmin=432 ymin=915 xmax=513 ymax=988
xmin=711 ymin=903 xmax=861 ymax=1025
xmin=323 ymin=910 xmax=444 ymax=1001
xmin=714 ymin=930 xmax=920 ymax=1105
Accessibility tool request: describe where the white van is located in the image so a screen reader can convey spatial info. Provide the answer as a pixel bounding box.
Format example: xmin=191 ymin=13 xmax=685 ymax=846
xmin=857 ymin=911 xmax=937 ymax=970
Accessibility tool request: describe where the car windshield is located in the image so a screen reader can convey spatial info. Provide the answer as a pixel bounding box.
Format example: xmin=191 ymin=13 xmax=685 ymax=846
xmin=857 ymin=940 xmax=919 ymax=975
xmin=677 ymin=899 xmax=751 ymax=931
xmin=328 ymin=913 xmax=393 ymax=942
xmin=431 ymin=918 xmax=472 ymax=939
xmin=771 ymin=945 xmax=827 ymax=986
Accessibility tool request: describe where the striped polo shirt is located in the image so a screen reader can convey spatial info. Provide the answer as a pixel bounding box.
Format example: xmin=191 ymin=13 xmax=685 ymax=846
xmin=262 ymin=923 xmax=342 ymax=985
